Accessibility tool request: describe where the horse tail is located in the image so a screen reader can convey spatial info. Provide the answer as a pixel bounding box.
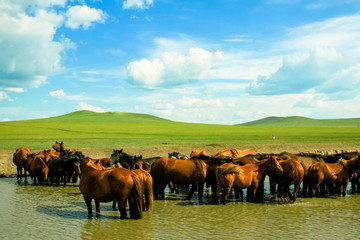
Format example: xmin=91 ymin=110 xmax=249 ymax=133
xmin=214 ymin=167 xmax=223 ymax=200
xmin=145 ymin=173 xmax=154 ymax=211
xmin=129 ymin=173 xmax=143 ymax=219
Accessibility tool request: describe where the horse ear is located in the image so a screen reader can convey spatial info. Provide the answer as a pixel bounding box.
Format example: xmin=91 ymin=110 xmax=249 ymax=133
xmin=120 ymin=148 xmax=123 ymax=153
xmin=139 ymin=155 xmax=142 ymax=160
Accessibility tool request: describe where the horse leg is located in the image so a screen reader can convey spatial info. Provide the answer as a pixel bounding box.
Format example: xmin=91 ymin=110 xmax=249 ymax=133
xmin=112 ymin=201 xmax=117 ymax=209
xmin=198 ymin=183 xmax=204 ymax=200
xmin=118 ymin=198 xmax=127 ymax=219
xmin=159 ymin=182 xmax=167 ymax=199
xmin=187 ymin=184 xmax=197 ymax=200
xmin=63 ymin=174 xmax=67 ymax=186
xmin=221 ymin=186 xmax=231 ymax=205
xmin=95 ymin=200 xmax=100 ymax=214
xmin=83 ymin=197 xmax=92 ymax=216
xmin=342 ymin=181 xmax=349 ymax=197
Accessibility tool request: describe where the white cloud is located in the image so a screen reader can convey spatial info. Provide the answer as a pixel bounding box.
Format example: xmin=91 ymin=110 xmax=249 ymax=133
xmin=76 ymin=102 xmax=105 ymax=112
xmin=0 ymin=1 xmax=73 ymax=89
xmin=5 ymin=88 xmax=24 ymax=93
xmin=127 ymin=48 xmax=221 ymax=88
xmin=49 ymin=89 xmax=66 ymax=97
xmin=0 ymin=91 xmax=8 ymax=101
xmin=248 ymin=48 xmax=360 ymax=98
xmin=65 ymin=5 xmax=106 ymax=30
xmin=123 ymin=0 xmax=153 ymax=10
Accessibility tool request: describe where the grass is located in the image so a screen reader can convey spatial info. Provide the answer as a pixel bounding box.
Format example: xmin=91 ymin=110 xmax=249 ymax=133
xmin=1 ymin=110 xmax=360 ymax=151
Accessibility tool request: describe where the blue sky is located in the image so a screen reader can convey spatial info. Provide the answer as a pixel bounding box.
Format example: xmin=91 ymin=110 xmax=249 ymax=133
xmin=1 ymin=0 xmax=360 ymax=124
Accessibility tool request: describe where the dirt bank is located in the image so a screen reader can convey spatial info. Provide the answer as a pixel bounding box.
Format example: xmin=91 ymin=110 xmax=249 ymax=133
xmin=2 ymin=143 xmax=359 ymax=177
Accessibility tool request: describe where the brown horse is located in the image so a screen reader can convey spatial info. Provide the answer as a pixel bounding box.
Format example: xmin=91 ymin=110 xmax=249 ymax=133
xmin=151 ymin=157 xmax=208 ymax=200
xmin=79 ymin=159 xmax=143 ymax=219
xmin=278 ymin=152 xmax=324 ymax=195
xmin=189 ymin=150 xmax=208 ymax=158
xmin=133 ymin=169 xmax=153 ymax=211
xmin=13 ymin=147 xmax=31 ymax=182
xmin=213 ymin=149 xmax=257 ymax=158
xmin=270 ymin=158 xmax=304 ymax=202
xmin=215 ymin=156 xmax=283 ymax=204
xmin=308 ymin=157 xmax=360 ymax=197
xmin=29 ymin=153 xmax=49 ymax=184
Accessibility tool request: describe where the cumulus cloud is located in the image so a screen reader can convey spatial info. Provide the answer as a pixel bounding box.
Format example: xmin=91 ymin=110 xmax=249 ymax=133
xmin=65 ymin=5 xmax=106 ymax=30
xmin=0 ymin=4 xmax=66 ymax=89
xmin=247 ymin=14 xmax=360 ymax=98
xmin=49 ymin=89 xmax=66 ymax=97
xmin=123 ymin=0 xmax=153 ymax=10
xmin=127 ymin=48 xmax=222 ymax=88
xmin=0 ymin=1 xmax=105 ymax=90
xmin=75 ymin=102 xmax=105 ymax=112
xmin=248 ymin=48 xmax=360 ymax=97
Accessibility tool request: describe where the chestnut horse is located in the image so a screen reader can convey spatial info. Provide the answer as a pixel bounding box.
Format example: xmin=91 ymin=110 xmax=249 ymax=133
xmin=270 ymin=158 xmax=304 ymax=202
xmin=213 ymin=148 xmax=257 ymax=158
xmin=133 ymin=169 xmax=153 ymax=211
xmin=29 ymin=153 xmax=49 ymax=184
xmin=189 ymin=150 xmax=208 ymax=158
xmin=308 ymin=156 xmax=360 ymax=197
xmin=13 ymin=147 xmax=31 ymax=182
xmin=215 ymin=156 xmax=283 ymax=204
xmin=79 ymin=159 xmax=143 ymax=219
xmin=151 ymin=157 xmax=208 ymax=200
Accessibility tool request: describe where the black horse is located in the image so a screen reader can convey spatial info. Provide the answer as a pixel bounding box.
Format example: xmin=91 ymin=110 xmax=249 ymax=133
xmin=48 ymin=150 xmax=84 ymax=185
xmin=106 ymin=149 xmax=140 ymax=170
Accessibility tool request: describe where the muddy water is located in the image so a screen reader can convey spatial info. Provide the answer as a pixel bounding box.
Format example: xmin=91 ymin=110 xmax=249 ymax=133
xmin=1 ymin=177 xmax=359 ymax=240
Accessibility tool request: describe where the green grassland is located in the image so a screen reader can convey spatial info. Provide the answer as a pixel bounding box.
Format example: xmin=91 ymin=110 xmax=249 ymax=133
xmin=1 ymin=110 xmax=360 ymax=151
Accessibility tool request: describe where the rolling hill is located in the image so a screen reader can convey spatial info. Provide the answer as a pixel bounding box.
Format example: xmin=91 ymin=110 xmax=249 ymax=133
xmin=239 ymin=116 xmax=360 ymax=127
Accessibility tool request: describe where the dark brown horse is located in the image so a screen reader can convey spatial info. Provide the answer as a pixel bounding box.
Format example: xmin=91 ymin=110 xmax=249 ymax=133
xmin=308 ymin=156 xmax=360 ymax=197
xmin=270 ymin=158 xmax=304 ymax=202
xmin=215 ymin=156 xmax=283 ymax=204
xmin=13 ymin=147 xmax=31 ymax=182
xmin=79 ymin=158 xmax=143 ymax=219
xmin=151 ymin=157 xmax=209 ymax=200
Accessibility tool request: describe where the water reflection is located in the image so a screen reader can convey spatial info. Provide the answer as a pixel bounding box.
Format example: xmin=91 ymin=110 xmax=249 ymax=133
xmin=1 ymin=177 xmax=360 ymax=240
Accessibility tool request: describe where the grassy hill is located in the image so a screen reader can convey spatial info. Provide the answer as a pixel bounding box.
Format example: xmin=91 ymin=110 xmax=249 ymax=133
xmin=240 ymin=116 xmax=360 ymax=127
xmin=1 ymin=111 xmax=360 ymax=151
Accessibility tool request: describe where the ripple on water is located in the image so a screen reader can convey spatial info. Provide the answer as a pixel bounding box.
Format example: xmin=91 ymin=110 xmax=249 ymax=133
xmin=1 ymin=178 xmax=360 ymax=239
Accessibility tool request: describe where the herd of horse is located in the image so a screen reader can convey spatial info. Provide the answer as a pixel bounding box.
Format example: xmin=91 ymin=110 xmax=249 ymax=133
xmin=12 ymin=141 xmax=360 ymax=219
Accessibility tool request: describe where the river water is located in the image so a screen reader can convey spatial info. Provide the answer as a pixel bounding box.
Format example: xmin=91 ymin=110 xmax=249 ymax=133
xmin=0 ymin=177 xmax=359 ymax=240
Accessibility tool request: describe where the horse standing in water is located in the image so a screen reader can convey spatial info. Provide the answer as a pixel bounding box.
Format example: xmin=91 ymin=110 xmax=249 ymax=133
xmin=215 ymin=156 xmax=283 ymax=204
xmin=270 ymin=158 xmax=304 ymax=202
xmin=79 ymin=158 xmax=143 ymax=219
xmin=13 ymin=147 xmax=31 ymax=182
xmin=151 ymin=157 xmax=208 ymax=200
xmin=308 ymin=156 xmax=360 ymax=197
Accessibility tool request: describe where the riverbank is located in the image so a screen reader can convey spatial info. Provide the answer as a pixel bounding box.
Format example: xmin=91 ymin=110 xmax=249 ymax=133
xmin=2 ymin=142 xmax=359 ymax=177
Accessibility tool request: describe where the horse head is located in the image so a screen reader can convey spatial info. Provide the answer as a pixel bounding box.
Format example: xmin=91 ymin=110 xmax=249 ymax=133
xmin=107 ymin=149 xmax=123 ymax=167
